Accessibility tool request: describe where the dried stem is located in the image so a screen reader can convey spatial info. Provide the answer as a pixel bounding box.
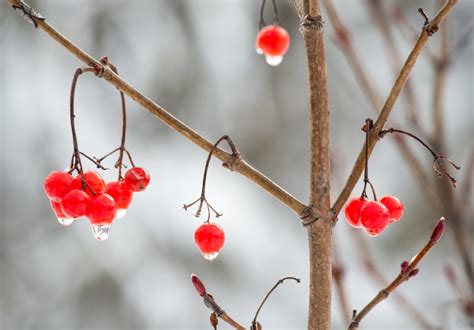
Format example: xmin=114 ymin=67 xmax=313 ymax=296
xmin=251 ymin=276 xmax=300 ymax=329
xmin=183 ymin=135 xmax=241 ymax=222
xmin=6 ymin=0 xmax=308 ymax=218
xmin=259 ymin=0 xmax=279 ymax=28
xmin=297 ymin=0 xmax=333 ymax=327
xmin=379 ymin=128 xmax=460 ymax=188
xmin=332 ymin=0 xmax=459 ymax=216
xmin=349 ymin=218 xmax=446 ymax=329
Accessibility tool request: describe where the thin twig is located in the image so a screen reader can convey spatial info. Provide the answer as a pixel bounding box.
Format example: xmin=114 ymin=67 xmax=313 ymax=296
xmin=332 ymin=0 xmax=459 ymax=216
xmin=352 ymin=232 xmax=435 ymax=329
xmin=6 ymin=0 xmax=308 ymax=218
xmin=349 ymin=218 xmax=446 ymax=329
xmin=251 ymin=276 xmax=300 ymax=329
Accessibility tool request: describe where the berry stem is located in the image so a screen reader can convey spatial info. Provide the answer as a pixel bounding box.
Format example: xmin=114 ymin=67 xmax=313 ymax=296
xmin=183 ymin=135 xmax=240 ymax=223
xmin=379 ymin=127 xmax=460 ymax=187
xmin=259 ymin=0 xmax=279 ymax=29
xmin=361 ymin=119 xmax=377 ymax=200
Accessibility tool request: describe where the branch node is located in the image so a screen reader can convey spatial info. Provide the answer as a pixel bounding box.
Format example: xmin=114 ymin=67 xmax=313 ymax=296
xmin=299 ymin=14 xmax=324 ymax=34
xmin=11 ymin=0 xmax=44 ymax=28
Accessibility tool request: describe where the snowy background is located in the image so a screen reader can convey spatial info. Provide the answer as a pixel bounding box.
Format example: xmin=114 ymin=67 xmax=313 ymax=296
xmin=0 ymin=0 xmax=473 ymax=329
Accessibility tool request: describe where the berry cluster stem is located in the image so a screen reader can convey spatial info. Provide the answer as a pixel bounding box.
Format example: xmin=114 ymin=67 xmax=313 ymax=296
xmin=259 ymin=0 xmax=279 ymax=29
xmin=361 ymin=119 xmax=377 ymax=200
xmin=379 ymin=127 xmax=460 ymax=187
xmin=183 ymin=135 xmax=241 ymax=222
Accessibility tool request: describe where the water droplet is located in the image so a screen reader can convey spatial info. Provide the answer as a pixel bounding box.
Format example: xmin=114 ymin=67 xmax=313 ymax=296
xmin=265 ymin=55 xmax=283 ymax=66
xmin=57 ymin=217 xmax=74 ymax=226
xmin=202 ymin=252 xmax=219 ymax=261
xmin=116 ymin=209 xmax=127 ymax=219
xmin=256 ymin=47 xmax=263 ymax=55
xmin=91 ymin=224 xmax=112 ymax=241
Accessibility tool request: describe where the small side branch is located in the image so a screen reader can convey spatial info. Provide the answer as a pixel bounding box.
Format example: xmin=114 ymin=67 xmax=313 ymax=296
xmin=349 ymin=218 xmax=446 ymax=329
xmin=191 ymin=274 xmax=245 ymax=330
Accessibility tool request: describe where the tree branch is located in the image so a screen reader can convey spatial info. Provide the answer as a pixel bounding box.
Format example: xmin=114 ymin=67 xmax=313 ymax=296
xmin=349 ymin=218 xmax=446 ymax=329
xmin=296 ymin=0 xmax=333 ymax=328
xmin=322 ymin=0 xmax=441 ymax=209
xmin=332 ymin=0 xmax=459 ymax=215
xmin=6 ymin=0 xmax=307 ymax=218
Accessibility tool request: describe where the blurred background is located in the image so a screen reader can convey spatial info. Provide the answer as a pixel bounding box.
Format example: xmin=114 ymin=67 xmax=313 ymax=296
xmin=0 ymin=0 xmax=472 ymax=329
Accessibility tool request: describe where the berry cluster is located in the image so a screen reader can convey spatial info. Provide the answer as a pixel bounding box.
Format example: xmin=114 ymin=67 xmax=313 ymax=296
xmin=345 ymin=195 xmax=404 ymax=236
xmin=44 ymin=167 xmax=150 ymax=240
xmin=256 ymin=25 xmax=290 ymax=66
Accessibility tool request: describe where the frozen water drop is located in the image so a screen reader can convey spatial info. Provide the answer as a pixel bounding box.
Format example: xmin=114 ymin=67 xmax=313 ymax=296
xmin=116 ymin=209 xmax=127 ymax=219
xmin=265 ymin=55 xmax=283 ymax=66
xmin=58 ymin=218 xmax=74 ymax=226
xmin=202 ymin=252 xmax=219 ymax=261
xmin=256 ymin=47 xmax=263 ymax=55
xmin=91 ymin=224 xmax=112 ymax=241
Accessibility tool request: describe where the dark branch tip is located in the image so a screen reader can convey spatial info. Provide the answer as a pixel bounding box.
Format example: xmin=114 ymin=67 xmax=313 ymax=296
xmin=430 ymin=217 xmax=446 ymax=243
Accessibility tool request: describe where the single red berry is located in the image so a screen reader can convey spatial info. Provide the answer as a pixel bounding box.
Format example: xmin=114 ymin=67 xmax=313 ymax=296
xmin=344 ymin=197 xmax=367 ymax=228
xmin=72 ymin=171 xmax=106 ymax=196
xmin=380 ymin=195 xmax=404 ymax=222
xmin=44 ymin=171 xmax=74 ymax=202
xmin=124 ymin=167 xmax=150 ymax=192
xmin=86 ymin=194 xmax=117 ymax=225
xmin=360 ymin=201 xmax=390 ymax=232
xmin=194 ymin=223 xmax=225 ymax=261
xmin=50 ymin=200 xmax=74 ymax=226
xmin=256 ymin=25 xmax=290 ymax=57
xmin=60 ymin=189 xmax=90 ymax=218
xmin=105 ymin=180 xmax=133 ymax=212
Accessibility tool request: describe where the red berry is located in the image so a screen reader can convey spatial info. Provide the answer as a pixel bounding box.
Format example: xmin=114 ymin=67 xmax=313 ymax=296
xmin=72 ymin=171 xmax=106 ymax=196
xmin=256 ymin=25 xmax=290 ymax=57
xmin=380 ymin=195 xmax=404 ymax=223
xmin=105 ymin=181 xmax=133 ymax=210
xmin=44 ymin=171 xmax=74 ymax=201
xmin=50 ymin=200 xmax=70 ymax=220
xmin=86 ymin=194 xmax=117 ymax=225
xmin=60 ymin=189 xmax=90 ymax=218
xmin=344 ymin=197 xmax=367 ymax=228
xmin=194 ymin=223 xmax=225 ymax=260
xmin=125 ymin=167 xmax=150 ymax=192
xmin=360 ymin=201 xmax=390 ymax=232
xmin=364 ymin=225 xmax=386 ymax=237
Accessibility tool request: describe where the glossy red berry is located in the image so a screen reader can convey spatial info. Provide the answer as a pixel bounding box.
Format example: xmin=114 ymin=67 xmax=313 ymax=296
xmin=256 ymin=25 xmax=290 ymax=56
xmin=125 ymin=167 xmax=150 ymax=192
xmin=50 ymin=200 xmax=73 ymax=225
xmin=380 ymin=195 xmax=404 ymax=223
xmin=86 ymin=194 xmax=117 ymax=225
xmin=72 ymin=171 xmax=106 ymax=196
xmin=105 ymin=181 xmax=133 ymax=216
xmin=194 ymin=223 xmax=225 ymax=261
xmin=60 ymin=189 xmax=90 ymax=218
xmin=256 ymin=25 xmax=290 ymax=66
xmin=344 ymin=197 xmax=367 ymax=228
xmin=360 ymin=201 xmax=390 ymax=233
xmin=44 ymin=171 xmax=74 ymax=202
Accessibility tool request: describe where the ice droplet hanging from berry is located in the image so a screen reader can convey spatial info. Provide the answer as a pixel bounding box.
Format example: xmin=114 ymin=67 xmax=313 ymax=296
xmin=91 ymin=224 xmax=112 ymax=241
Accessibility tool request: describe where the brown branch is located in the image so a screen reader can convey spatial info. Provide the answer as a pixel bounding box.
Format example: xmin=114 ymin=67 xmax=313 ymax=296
xmin=349 ymin=218 xmax=446 ymax=329
xmin=332 ymin=0 xmax=459 ymax=216
xmin=367 ymin=0 xmax=424 ymax=133
xmin=352 ymin=232 xmax=435 ymax=329
xmin=191 ymin=274 xmax=245 ymax=330
xmin=6 ymin=0 xmax=307 ymax=218
xmin=297 ymin=0 xmax=333 ymax=327
xmin=322 ymin=0 xmax=440 ymax=208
